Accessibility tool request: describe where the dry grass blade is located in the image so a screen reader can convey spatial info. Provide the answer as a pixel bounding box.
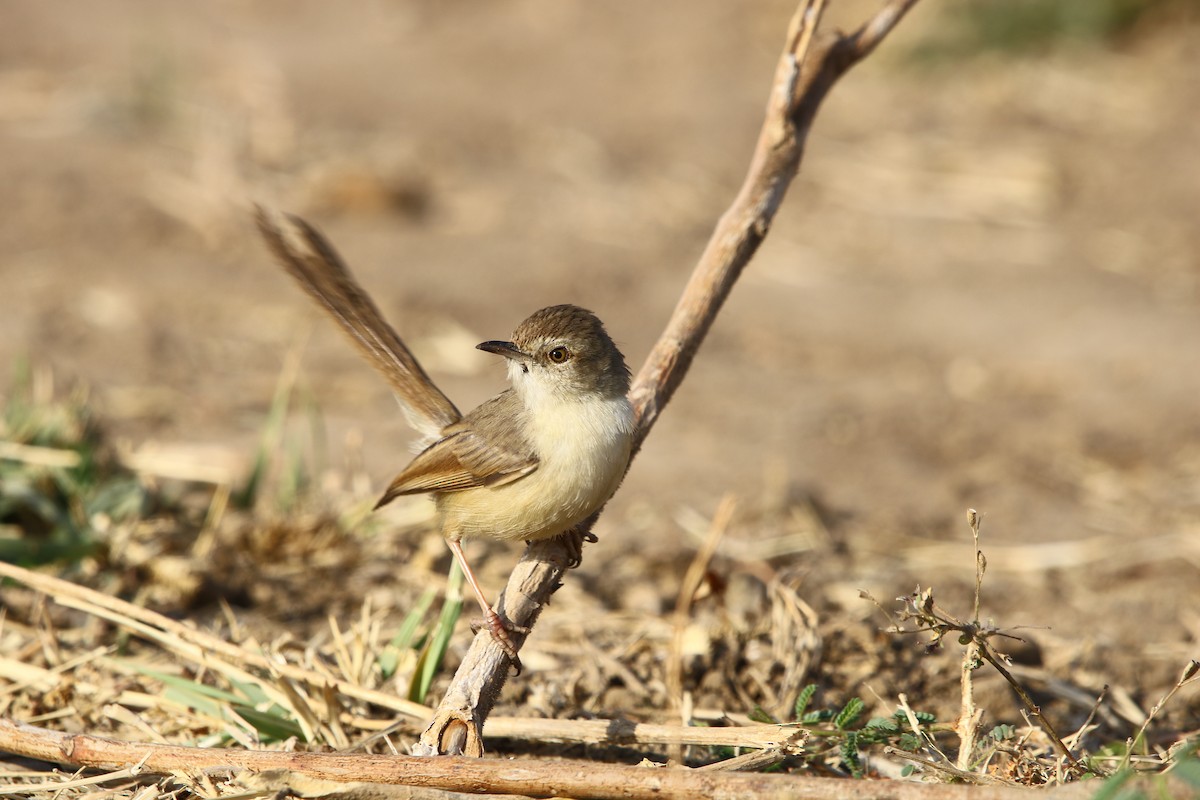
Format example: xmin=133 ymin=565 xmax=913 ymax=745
xmin=0 ymin=647 xmax=110 ymax=698
xmin=668 ymin=494 xmax=737 ymax=721
xmin=1117 ymin=660 xmax=1200 ymax=773
xmin=0 ymin=441 xmax=83 ymax=469
xmin=897 ymin=692 xmax=954 ymax=775
xmin=0 ymin=765 xmax=144 ymax=796
xmin=0 ymin=561 xmax=431 ymax=721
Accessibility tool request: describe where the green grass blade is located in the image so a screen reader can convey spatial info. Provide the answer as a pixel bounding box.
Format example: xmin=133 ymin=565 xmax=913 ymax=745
xmin=231 ymin=704 xmax=306 ymax=742
xmin=379 ymin=587 xmax=438 ymax=679
xmin=408 ymin=559 xmax=464 ymax=704
xmin=233 ymin=354 xmax=298 ymax=509
xmin=131 ymin=666 xmax=304 ymax=743
xmin=133 ymin=667 xmax=245 ymax=704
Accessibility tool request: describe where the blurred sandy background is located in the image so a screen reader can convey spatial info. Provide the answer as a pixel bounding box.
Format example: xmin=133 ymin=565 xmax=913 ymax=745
xmin=3 ymin=1 xmax=1199 ymax=704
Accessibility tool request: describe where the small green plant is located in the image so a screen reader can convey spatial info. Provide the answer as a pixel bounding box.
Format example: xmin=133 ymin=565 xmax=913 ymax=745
xmin=378 ymin=586 xmax=439 ymax=680
xmin=868 ymin=510 xmax=1092 ymax=778
xmin=748 ymin=684 xmax=938 ymax=778
xmin=0 ymin=363 xmax=149 ymax=566
xmin=869 ymin=510 xmax=1200 ymax=786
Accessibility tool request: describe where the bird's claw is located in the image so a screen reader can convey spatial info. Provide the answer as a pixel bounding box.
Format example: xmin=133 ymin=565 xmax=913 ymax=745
xmin=470 ymin=607 xmax=529 ymax=674
xmin=558 ymin=528 xmax=598 ymax=569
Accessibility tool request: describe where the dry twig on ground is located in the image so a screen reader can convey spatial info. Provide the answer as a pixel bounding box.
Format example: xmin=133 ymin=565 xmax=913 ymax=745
xmin=0 ymin=717 xmax=1109 ymax=800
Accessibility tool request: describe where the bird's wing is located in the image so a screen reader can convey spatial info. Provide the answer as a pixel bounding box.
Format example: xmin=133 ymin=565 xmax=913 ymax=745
xmin=374 ymin=390 xmax=537 ymax=508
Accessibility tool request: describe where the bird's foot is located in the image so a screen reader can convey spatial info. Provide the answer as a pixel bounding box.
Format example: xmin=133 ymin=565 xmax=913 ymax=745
xmin=470 ymin=606 xmax=530 ymax=674
xmin=556 ymin=527 xmax=598 ymax=569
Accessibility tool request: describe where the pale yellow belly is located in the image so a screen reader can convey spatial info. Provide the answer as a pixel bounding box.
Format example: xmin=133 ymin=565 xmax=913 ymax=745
xmin=437 ymin=395 xmax=633 ymax=542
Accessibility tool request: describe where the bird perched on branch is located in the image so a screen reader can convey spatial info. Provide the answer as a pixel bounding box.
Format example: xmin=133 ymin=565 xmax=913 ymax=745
xmin=256 ymin=208 xmax=633 ymax=667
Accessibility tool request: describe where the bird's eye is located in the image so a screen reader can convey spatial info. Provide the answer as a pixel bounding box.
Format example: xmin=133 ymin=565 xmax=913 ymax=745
xmin=548 ymin=346 xmax=570 ymax=364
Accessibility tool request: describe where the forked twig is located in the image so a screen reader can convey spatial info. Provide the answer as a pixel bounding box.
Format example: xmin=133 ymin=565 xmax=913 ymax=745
xmin=884 ymin=581 xmax=1083 ymax=773
xmin=417 ymin=0 xmax=922 ymax=756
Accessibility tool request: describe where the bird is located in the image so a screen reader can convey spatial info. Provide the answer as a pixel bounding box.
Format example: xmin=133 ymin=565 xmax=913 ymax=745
xmin=256 ymin=208 xmax=634 ymax=665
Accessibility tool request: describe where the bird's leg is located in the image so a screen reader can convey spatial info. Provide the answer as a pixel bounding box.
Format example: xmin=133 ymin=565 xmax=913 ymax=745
xmin=447 ymin=539 xmax=527 ymax=669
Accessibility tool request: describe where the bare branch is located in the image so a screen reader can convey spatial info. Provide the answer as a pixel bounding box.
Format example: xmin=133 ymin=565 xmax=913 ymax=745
xmin=420 ymin=0 xmax=924 ymax=755
xmin=627 ymin=0 xmax=905 ymax=449
xmin=847 ymin=0 xmax=922 ymax=61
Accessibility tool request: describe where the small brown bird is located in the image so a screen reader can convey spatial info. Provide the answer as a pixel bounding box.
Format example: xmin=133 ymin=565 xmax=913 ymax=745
xmin=256 ymin=209 xmax=634 ymax=662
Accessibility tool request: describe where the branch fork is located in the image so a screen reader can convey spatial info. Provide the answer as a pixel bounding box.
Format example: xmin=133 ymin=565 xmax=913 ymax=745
xmin=418 ymin=0 xmax=921 ymax=757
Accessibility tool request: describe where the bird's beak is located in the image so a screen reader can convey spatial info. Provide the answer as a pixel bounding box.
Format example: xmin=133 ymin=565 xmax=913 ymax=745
xmin=477 ymin=340 xmax=530 ymax=361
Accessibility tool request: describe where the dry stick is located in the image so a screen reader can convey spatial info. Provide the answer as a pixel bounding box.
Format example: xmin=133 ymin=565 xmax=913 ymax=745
xmin=483 ymin=717 xmax=805 ymax=753
xmin=956 ymin=640 xmax=982 ymax=772
xmin=416 ymin=0 xmax=922 ymax=757
xmin=976 ymin=645 xmax=1081 ymax=772
xmin=1064 ymin=684 xmax=1108 ymax=753
xmin=956 ymin=510 xmax=985 ymax=770
xmin=0 ymin=718 xmax=1101 ymax=800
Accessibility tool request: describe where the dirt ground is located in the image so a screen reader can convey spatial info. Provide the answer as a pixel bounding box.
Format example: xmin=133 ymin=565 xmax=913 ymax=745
xmin=2 ymin=0 xmax=1199 ymax=763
